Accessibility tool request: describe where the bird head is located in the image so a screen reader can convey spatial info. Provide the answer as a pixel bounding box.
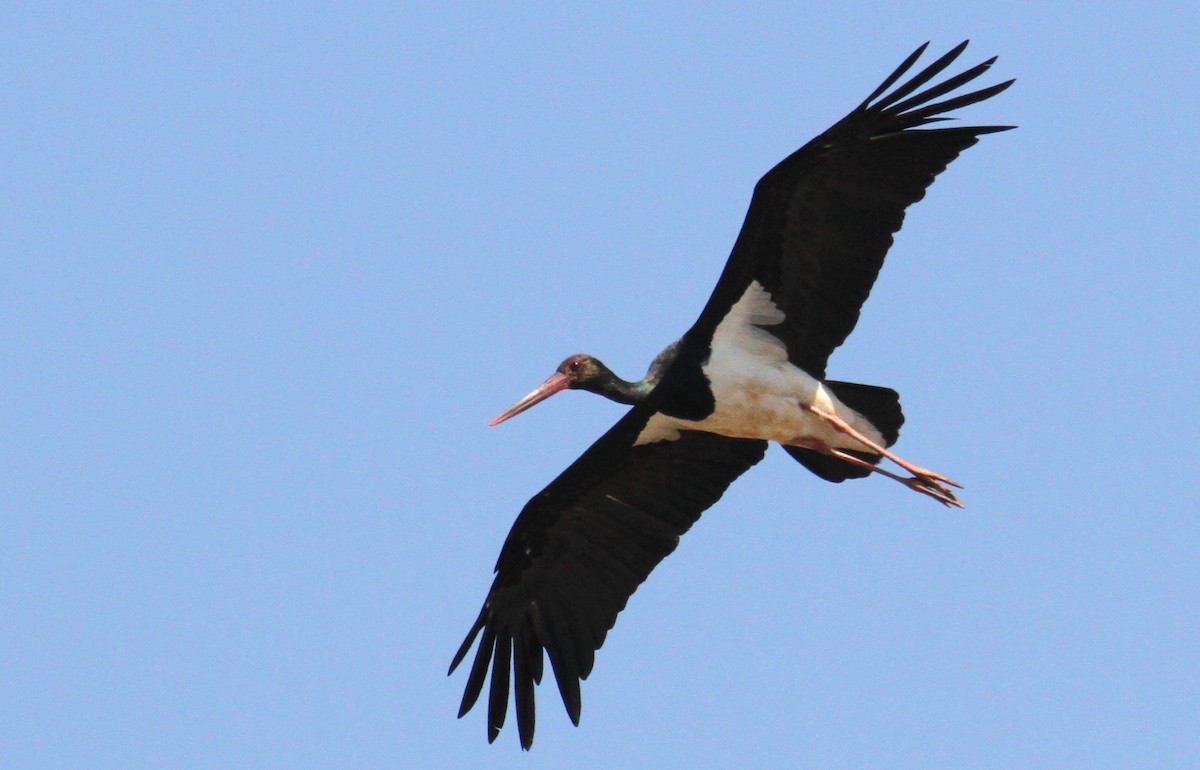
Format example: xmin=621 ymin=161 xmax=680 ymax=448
xmin=489 ymin=354 xmax=613 ymax=426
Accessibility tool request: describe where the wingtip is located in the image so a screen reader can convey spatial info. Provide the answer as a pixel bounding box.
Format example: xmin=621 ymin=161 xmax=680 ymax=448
xmin=518 ymin=718 xmax=536 ymax=750
xmin=448 ymin=608 xmax=487 ymax=676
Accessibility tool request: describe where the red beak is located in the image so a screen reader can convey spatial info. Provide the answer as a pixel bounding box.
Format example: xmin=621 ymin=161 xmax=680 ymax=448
xmin=489 ymin=371 xmax=574 ymax=426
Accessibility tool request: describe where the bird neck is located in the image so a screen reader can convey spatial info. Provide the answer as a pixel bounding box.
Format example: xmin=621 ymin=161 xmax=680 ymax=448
xmin=586 ymin=341 xmax=679 ymax=406
xmin=589 ymin=373 xmax=655 ymax=406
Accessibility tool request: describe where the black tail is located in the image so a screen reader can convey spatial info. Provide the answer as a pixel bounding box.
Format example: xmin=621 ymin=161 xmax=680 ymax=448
xmin=783 ymin=381 xmax=904 ymax=483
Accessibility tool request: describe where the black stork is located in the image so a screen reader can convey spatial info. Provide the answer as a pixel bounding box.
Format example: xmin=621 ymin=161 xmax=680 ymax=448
xmin=451 ymin=41 xmax=1013 ymax=749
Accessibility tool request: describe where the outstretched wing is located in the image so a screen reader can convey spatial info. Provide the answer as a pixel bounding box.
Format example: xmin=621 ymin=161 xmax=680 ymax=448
xmin=450 ymin=405 xmax=766 ymax=749
xmin=682 ymin=40 xmax=1014 ymax=381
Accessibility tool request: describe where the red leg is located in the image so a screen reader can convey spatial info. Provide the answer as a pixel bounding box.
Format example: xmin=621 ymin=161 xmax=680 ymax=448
xmin=792 ymin=408 xmax=964 ymax=508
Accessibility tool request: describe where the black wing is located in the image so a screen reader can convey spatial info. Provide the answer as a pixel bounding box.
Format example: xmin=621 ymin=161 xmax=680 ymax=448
xmin=449 ymin=404 xmax=766 ymax=749
xmin=685 ymin=41 xmax=1014 ymax=380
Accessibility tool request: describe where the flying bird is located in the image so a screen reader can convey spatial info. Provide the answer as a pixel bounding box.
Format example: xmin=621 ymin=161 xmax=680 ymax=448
xmin=451 ymin=41 xmax=1013 ymax=749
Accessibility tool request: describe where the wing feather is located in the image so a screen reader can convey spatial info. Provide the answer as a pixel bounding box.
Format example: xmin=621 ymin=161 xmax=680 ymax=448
xmin=450 ymin=406 xmax=766 ymax=748
xmin=687 ymin=41 xmax=1014 ymax=379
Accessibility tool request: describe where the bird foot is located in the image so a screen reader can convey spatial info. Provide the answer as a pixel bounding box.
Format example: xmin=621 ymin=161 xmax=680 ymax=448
xmin=902 ymin=472 xmax=964 ymax=508
xmin=908 ymin=465 xmax=962 ymax=490
xmin=800 ymin=403 xmax=965 ymax=507
xmin=809 ymin=443 xmax=965 ymax=508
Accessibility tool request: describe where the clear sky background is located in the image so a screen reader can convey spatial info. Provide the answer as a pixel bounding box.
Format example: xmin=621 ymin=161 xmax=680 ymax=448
xmin=3 ymin=4 xmax=1198 ymax=769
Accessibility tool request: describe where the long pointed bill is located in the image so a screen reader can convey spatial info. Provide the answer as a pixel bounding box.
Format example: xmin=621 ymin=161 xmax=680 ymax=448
xmin=489 ymin=372 xmax=574 ymax=426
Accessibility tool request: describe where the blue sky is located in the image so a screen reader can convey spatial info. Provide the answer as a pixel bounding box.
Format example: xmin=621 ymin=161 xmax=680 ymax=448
xmin=3 ymin=4 xmax=1198 ymax=768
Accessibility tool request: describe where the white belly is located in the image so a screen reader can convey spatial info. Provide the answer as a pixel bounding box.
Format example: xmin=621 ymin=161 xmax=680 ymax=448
xmin=635 ymin=280 xmax=885 ymax=449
